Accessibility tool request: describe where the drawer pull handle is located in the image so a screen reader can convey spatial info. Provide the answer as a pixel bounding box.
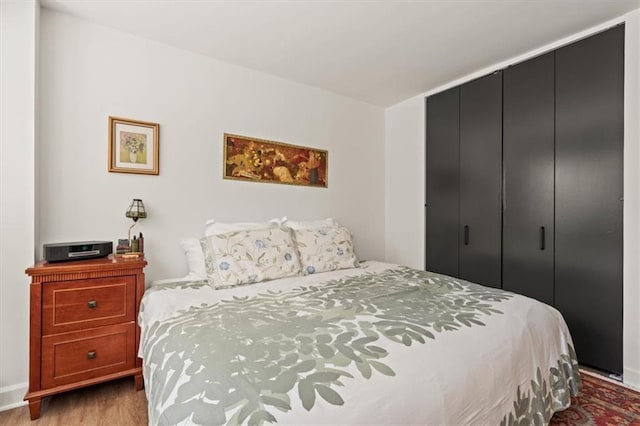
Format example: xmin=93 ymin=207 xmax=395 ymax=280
xmin=87 ymin=300 xmax=98 ymax=309
xmin=87 ymin=351 xmax=96 ymax=360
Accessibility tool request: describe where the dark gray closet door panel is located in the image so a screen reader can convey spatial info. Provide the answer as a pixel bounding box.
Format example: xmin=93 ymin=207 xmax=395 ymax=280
xmin=459 ymin=72 xmax=502 ymax=288
xmin=555 ymin=26 xmax=624 ymax=374
xmin=425 ymin=88 xmax=460 ymax=277
xmin=503 ymin=53 xmax=555 ymax=305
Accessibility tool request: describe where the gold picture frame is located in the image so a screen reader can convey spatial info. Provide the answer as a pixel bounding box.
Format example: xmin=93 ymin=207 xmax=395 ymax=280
xmin=108 ymin=116 xmax=159 ymax=175
xmin=223 ymin=133 xmax=328 ymax=188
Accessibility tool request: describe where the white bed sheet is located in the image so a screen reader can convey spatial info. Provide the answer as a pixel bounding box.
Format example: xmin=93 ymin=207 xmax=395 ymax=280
xmin=139 ymin=261 xmax=579 ymax=425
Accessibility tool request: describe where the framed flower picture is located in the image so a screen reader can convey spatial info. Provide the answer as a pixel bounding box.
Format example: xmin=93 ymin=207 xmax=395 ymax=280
xmin=108 ymin=116 xmax=159 ymax=175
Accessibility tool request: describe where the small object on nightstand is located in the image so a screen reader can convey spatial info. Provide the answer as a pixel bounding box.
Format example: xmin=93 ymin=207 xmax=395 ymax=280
xmin=131 ymin=235 xmax=139 ymax=252
xmin=43 ymin=241 xmax=112 ymax=263
xmin=116 ymin=238 xmax=130 ymax=254
xmin=138 ymin=232 xmax=144 ymax=253
xmin=125 ymin=198 xmax=147 ymax=248
xmin=116 ymin=252 xmax=143 ymax=259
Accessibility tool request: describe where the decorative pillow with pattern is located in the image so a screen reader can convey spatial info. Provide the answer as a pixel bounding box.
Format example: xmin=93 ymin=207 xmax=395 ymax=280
xmin=292 ymin=226 xmax=358 ymax=275
xmin=201 ymin=227 xmax=302 ymax=289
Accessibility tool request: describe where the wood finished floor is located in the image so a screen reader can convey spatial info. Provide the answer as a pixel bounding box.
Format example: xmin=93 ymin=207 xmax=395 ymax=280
xmin=0 ymin=378 xmax=147 ymax=426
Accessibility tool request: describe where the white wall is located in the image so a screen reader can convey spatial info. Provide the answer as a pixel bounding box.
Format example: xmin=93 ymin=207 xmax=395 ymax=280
xmin=623 ymin=9 xmax=640 ymax=389
xmin=0 ymin=0 xmax=38 ymax=411
xmin=38 ymin=9 xmax=386 ymax=284
xmin=384 ymin=98 xmax=424 ymax=269
xmin=0 ymin=7 xmax=385 ymax=410
xmin=385 ymin=10 xmax=640 ymax=388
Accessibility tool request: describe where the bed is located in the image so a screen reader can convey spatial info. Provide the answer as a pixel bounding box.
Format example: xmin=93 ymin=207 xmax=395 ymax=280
xmin=138 ymin=258 xmax=580 ymax=425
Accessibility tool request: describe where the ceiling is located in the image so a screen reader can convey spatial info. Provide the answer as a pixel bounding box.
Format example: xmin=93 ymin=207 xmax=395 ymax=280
xmin=40 ymin=0 xmax=640 ymax=107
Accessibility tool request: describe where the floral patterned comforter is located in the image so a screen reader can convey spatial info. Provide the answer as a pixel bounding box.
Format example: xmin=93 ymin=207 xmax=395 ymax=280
xmin=139 ymin=261 xmax=580 ymax=425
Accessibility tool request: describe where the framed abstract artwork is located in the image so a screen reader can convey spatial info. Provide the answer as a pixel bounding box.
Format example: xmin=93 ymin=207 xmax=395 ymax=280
xmin=223 ymin=133 xmax=328 ymax=188
xmin=108 ymin=116 xmax=159 ymax=175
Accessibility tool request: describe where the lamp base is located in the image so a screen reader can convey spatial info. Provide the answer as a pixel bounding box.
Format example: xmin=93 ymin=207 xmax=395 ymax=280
xmin=128 ymin=221 xmax=139 ymax=247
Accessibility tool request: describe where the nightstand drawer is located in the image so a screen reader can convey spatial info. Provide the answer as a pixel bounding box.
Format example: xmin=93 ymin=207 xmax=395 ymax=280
xmin=41 ymin=323 xmax=136 ymax=388
xmin=42 ymin=277 xmax=135 ymax=335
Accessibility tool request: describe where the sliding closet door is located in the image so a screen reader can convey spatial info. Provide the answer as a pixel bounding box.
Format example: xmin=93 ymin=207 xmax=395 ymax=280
xmin=459 ymin=73 xmax=502 ymax=288
xmin=555 ymin=26 xmax=624 ymax=374
xmin=503 ymin=53 xmax=555 ymax=305
xmin=425 ymin=88 xmax=460 ymax=277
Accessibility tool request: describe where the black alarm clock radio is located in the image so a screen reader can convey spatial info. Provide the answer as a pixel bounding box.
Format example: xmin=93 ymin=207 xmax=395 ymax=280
xmin=43 ymin=241 xmax=113 ymax=262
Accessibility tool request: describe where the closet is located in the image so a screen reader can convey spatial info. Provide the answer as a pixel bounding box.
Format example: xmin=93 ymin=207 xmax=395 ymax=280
xmin=554 ymin=26 xmax=624 ymax=374
xmin=426 ymin=73 xmax=502 ymax=289
xmin=502 ymin=52 xmax=555 ymax=306
xmin=425 ymin=87 xmax=460 ymax=279
xmin=426 ymin=74 xmax=502 ymax=289
xmin=459 ymin=73 xmax=502 ymax=289
xmin=425 ymin=25 xmax=624 ymax=374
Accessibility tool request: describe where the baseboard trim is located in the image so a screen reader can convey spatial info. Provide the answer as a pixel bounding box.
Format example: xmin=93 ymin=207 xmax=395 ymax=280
xmin=623 ymin=366 xmax=640 ymax=391
xmin=0 ymin=382 xmax=27 ymax=412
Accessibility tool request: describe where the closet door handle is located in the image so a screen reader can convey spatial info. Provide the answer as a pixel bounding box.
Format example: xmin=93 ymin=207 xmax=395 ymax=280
xmin=540 ymin=226 xmax=546 ymax=250
xmin=464 ymin=225 xmax=470 ymax=245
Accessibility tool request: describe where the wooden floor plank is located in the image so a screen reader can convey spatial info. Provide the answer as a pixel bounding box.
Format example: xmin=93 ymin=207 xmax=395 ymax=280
xmin=0 ymin=378 xmax=147 ymax=425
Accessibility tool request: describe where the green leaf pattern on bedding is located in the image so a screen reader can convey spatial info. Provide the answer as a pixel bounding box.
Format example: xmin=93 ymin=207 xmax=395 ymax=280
xmin=500 ymin=346 xmax=581 ymax=426
xmin=142 ymin=267 xmax=577 ymax=425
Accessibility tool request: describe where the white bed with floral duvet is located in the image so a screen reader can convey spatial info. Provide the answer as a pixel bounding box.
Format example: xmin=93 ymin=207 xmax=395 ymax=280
xmin=138 ymin=222 xmax=580 ymax=425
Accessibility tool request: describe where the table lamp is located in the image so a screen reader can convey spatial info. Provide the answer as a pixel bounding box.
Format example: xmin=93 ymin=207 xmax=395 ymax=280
xmin=125 ymin=198 xmax=146 ymax=251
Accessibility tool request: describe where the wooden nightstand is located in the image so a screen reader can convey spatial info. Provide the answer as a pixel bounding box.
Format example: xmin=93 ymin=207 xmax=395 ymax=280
xmin=24 ymin=255 xmax=147 ymax=420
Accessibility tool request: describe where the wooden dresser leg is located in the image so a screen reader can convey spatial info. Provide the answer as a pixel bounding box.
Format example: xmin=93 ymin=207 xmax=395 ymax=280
xmin=28 ymin=397 xmax=42 ymax=420
xmin=134 ymin=373 xmax=144 ymax=391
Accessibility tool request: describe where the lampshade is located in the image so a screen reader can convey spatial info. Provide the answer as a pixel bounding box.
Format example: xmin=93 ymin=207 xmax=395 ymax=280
xmin=125 ymin=199 xmax=147 ymax=221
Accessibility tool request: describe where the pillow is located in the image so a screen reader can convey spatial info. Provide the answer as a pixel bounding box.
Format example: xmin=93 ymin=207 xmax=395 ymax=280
xmin=282 ymin=218 xmax=338 ymax=230
xmin=292 ymin=226 xmax=358 ymax=275
xmin=180 ymin=238 xmax=207 ymax=279
xmin=204 ymin=217 xmax=285 ymax=236
xmin=201 ymin=227 xmax=301 ymax=289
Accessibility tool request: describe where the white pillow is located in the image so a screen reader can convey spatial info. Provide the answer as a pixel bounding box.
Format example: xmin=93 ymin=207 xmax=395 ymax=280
xmin=282 ymin=218 xmax=338 ymax=230
xmin=204 ymin=217 xmax=285 ymax=236
xmin=292 ymin=226 xmax=358 ymax=275
xmin=180 ymin=238 xmax=207 ymax=279
xmin=201 ymin=227 xmax=302 ymax=289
